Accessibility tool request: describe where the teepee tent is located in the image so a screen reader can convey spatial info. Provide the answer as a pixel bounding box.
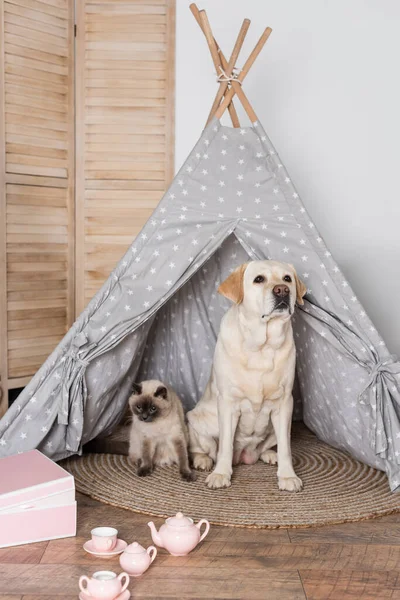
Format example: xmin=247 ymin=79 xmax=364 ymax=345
xmin=1 ymin=5 xmax=400 ymax=491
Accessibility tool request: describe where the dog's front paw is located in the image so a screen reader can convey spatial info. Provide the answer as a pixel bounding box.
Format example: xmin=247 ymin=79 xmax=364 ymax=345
xmin=192 ymin=453 xmax=214 ymax=472
xmin=206 ymin=471 xmax=231 ymax=489
xmin=181 ymin=469 xmax=197 ymax=482
xmin=278 ymin=475 xmax=303 ymax=492
xmin=261 ymin=449 xmax=278 ymax=465
xmin=137 ymin=465 xmax=153 ymax=477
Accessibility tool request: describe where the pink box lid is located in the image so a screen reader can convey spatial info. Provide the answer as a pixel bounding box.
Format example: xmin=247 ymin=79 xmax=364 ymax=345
xmin=0 ymin=450 xmax=74 ymax=508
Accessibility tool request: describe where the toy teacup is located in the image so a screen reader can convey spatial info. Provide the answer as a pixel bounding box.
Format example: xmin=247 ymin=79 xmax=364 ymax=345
xmin=90 ymin=527 xmax=118 ymax=552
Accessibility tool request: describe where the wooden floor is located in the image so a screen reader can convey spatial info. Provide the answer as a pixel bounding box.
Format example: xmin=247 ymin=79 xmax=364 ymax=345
xmin=1 ymin=493 xmax=400 ymax=599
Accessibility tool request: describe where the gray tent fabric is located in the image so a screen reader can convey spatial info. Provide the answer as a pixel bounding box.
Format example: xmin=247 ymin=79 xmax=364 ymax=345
xmin=1 ymin=117 xmax=400 ymax=490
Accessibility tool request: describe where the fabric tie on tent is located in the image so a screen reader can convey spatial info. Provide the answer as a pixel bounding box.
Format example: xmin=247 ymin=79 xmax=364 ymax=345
xmin=58 ymin=332 xmax=96 ymax=452
xmin=299 ymin=301 xmax=400 ymax=472
xmin=59 ymin=332 xmax=90 ymax=425
xmin=360 ymin=355 xmax=400 ymax=460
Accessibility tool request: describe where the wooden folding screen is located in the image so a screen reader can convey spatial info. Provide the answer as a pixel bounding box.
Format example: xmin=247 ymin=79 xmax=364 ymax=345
xmin=0 ymin=0 xmax=75 ymax=412
xmin=75 ymin=0 xmax=175 ymax=312
xmin=0 ymin=0 xmax=176 ymax=415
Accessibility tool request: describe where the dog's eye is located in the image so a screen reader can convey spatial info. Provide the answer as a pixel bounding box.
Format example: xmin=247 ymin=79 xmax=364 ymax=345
xmin=253 ymin=275 xmax=265 ymax=284
xmin=283 ymin=275 xmax=292 ymax=283
xmin=149 ymin=405 xmax=157 ymax=413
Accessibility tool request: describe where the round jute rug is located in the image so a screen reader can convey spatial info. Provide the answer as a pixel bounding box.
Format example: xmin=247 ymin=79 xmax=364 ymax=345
xmin=62 ymin=425 xmax=400 ymax=528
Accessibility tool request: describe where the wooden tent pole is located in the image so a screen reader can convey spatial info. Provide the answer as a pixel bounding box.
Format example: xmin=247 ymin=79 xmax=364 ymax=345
xmin=215 ymin=25 xmax=272 ymax=121
xmin=190 ymin=4 xmax=272 ymax=125
xmin=219 ymin=46 xmax=259 ymax=124
xmin=206 ymin=17 xmax=250 ymax=125
xmin=194 ymin=7 xmax=259 ymax=124
xmin=198 ymin=9 xmax=241 ymax=127
xmin=190 ymin=4 xmax=240 ymax=127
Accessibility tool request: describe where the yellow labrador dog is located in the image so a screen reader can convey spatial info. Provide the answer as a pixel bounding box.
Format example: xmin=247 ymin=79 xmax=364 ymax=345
xmin=187 ymin=260 xmax=306 ymax=491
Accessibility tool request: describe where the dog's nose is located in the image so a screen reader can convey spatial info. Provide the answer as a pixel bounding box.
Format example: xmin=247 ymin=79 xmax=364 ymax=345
xmin=273 ymin=284 xmax=290 ymax=298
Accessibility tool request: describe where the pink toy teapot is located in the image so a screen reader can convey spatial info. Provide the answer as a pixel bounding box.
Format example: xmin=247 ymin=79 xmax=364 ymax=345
xmin=119 ymin=541 xmax=157 ymax=577
xmin=148 ymin=512 xmax=210 ymax=556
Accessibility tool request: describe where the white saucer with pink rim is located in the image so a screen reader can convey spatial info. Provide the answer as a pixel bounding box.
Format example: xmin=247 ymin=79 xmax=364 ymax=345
xmin=83 ymin=538 xmax=128 ymax=557
xmin=79 ymin=590 xmax=130 ymax=600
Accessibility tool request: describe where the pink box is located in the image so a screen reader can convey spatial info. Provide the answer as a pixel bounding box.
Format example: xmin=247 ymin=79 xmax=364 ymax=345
xmin=0 ymin=449 xmax=76 ymax=548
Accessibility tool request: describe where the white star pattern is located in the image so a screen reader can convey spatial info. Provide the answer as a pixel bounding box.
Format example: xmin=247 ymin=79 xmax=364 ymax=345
xmin=1 ymin=120 xmax=393 ymax=488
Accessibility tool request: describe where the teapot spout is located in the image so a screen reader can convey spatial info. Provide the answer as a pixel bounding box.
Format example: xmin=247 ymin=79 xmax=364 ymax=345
xmin=148 ymin=521 xmax=163 ymax=548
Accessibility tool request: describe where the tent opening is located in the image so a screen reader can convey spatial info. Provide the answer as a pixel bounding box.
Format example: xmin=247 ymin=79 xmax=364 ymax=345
xmin=86 ymin=233 xmax=303 ymax=454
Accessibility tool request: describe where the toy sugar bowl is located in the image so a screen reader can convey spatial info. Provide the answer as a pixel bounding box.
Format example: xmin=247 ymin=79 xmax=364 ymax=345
xmin=119 ymin=542 xmax=157 ymax=577
xmin=148 ymin=512 xmax=210 ymax=556
xmin=79 ymin=570 xmax=130 ymax=600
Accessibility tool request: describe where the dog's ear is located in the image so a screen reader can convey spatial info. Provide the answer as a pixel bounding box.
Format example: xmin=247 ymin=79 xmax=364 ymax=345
xmin=218 ymin=263 xmax=248 ymax=304
xmin=131 ymin=382 xmax=142 ymax=396
xmin=154 ymin=385 xmax=168 ymax=400
xmin=291 ymin=269 xmax=307 ymax=305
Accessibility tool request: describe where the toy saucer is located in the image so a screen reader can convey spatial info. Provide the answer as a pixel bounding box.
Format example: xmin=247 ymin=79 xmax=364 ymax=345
xmin=79 ymin=590 xmax=130 ymax=600
xmin=83 ymin=538 xmax=127 ymax=557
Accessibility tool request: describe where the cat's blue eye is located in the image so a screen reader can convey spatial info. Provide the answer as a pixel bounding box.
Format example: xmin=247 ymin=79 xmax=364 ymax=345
xmin=136 ymin=406 xmax=143 ymax=412
xmin=149 ymin=406 xmax=156 ymax=413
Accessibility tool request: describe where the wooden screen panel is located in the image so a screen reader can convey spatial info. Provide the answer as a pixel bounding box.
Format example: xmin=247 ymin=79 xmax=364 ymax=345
xmin=1 ymin=0 xmax=74 ymax=387
xmin=76 ymin=0 xmax=175 ymax=311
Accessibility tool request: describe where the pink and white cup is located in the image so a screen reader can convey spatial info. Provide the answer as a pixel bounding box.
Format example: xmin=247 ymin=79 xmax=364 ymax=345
xmin=79 ymin=570 xmax=129 ymax=599
xmin=90 ymin=527 xmax=118 ymax=552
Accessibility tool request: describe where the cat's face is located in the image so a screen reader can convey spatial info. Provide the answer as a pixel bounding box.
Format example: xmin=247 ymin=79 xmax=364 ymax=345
xmin=128 ymin=382 xmax=170 ymax=423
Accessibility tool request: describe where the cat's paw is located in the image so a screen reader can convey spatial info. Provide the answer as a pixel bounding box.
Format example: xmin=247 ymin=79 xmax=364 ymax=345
xmin=137 ymin=465 xmax=153 ymax=477
xmin=206 ymin=471 xmax=231 ymax=489
xmin=181 ymin=469 xmax=197 ymax=482
xmin=192 ymin=453 xmax=214 ymax=472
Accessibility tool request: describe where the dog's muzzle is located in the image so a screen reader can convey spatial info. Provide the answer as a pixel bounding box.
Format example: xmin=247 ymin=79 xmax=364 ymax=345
xmin=261 ymin=285 xmax=291 ymax=319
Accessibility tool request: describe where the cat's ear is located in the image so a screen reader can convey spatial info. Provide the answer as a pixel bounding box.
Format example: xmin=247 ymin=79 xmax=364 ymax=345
xmin=131 ymin=382 xmax=142 ymax=396
xmin=154 ymin=385 xmax=167 ymax=400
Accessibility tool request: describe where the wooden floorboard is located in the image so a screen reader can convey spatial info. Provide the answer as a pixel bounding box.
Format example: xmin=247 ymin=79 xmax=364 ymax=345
xmin=299 ymin=570 xmax=400 ymax=599
xmin=288 ymin=521 xmax=400 ymax=545
xmin=0 ymin=493 xmax=399 ymax=598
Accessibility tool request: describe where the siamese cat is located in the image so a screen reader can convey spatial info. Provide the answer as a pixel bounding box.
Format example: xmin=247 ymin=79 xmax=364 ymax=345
xmin=128 ymin=380 xmax=196 ymax=482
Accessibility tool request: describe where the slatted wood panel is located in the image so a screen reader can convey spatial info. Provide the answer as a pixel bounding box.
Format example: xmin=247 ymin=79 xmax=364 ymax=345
xmin=0 ymin=0 xmax=74 ymax=391
xmin=75 ymin=0 xmax=175 ymax=311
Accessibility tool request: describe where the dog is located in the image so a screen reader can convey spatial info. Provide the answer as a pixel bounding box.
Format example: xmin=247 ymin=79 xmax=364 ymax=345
xmin=187 ymin=260 xmax=306 ymax=491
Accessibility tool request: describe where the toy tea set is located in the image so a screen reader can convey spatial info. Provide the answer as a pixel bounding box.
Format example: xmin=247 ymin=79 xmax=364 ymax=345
xmin=79 ymin=513 xmax=210 ymax=599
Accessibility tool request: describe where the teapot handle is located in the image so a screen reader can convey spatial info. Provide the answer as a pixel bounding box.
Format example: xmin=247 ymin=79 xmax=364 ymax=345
xmin=196 ymin=519 xmax=210 ymax=542
xmin=147 ymin=545 xmax=157 ymax=563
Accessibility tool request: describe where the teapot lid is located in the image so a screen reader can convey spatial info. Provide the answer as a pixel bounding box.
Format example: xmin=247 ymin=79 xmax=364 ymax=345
xmin=125 ymin=541 xmax=146 ymax=554
xmin=166 ymin=512 xmax=193 ymax=527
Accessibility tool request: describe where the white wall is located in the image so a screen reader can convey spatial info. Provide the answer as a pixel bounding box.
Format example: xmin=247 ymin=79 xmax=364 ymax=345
xmin=175 ymin=0 xmax=400 ymax=356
